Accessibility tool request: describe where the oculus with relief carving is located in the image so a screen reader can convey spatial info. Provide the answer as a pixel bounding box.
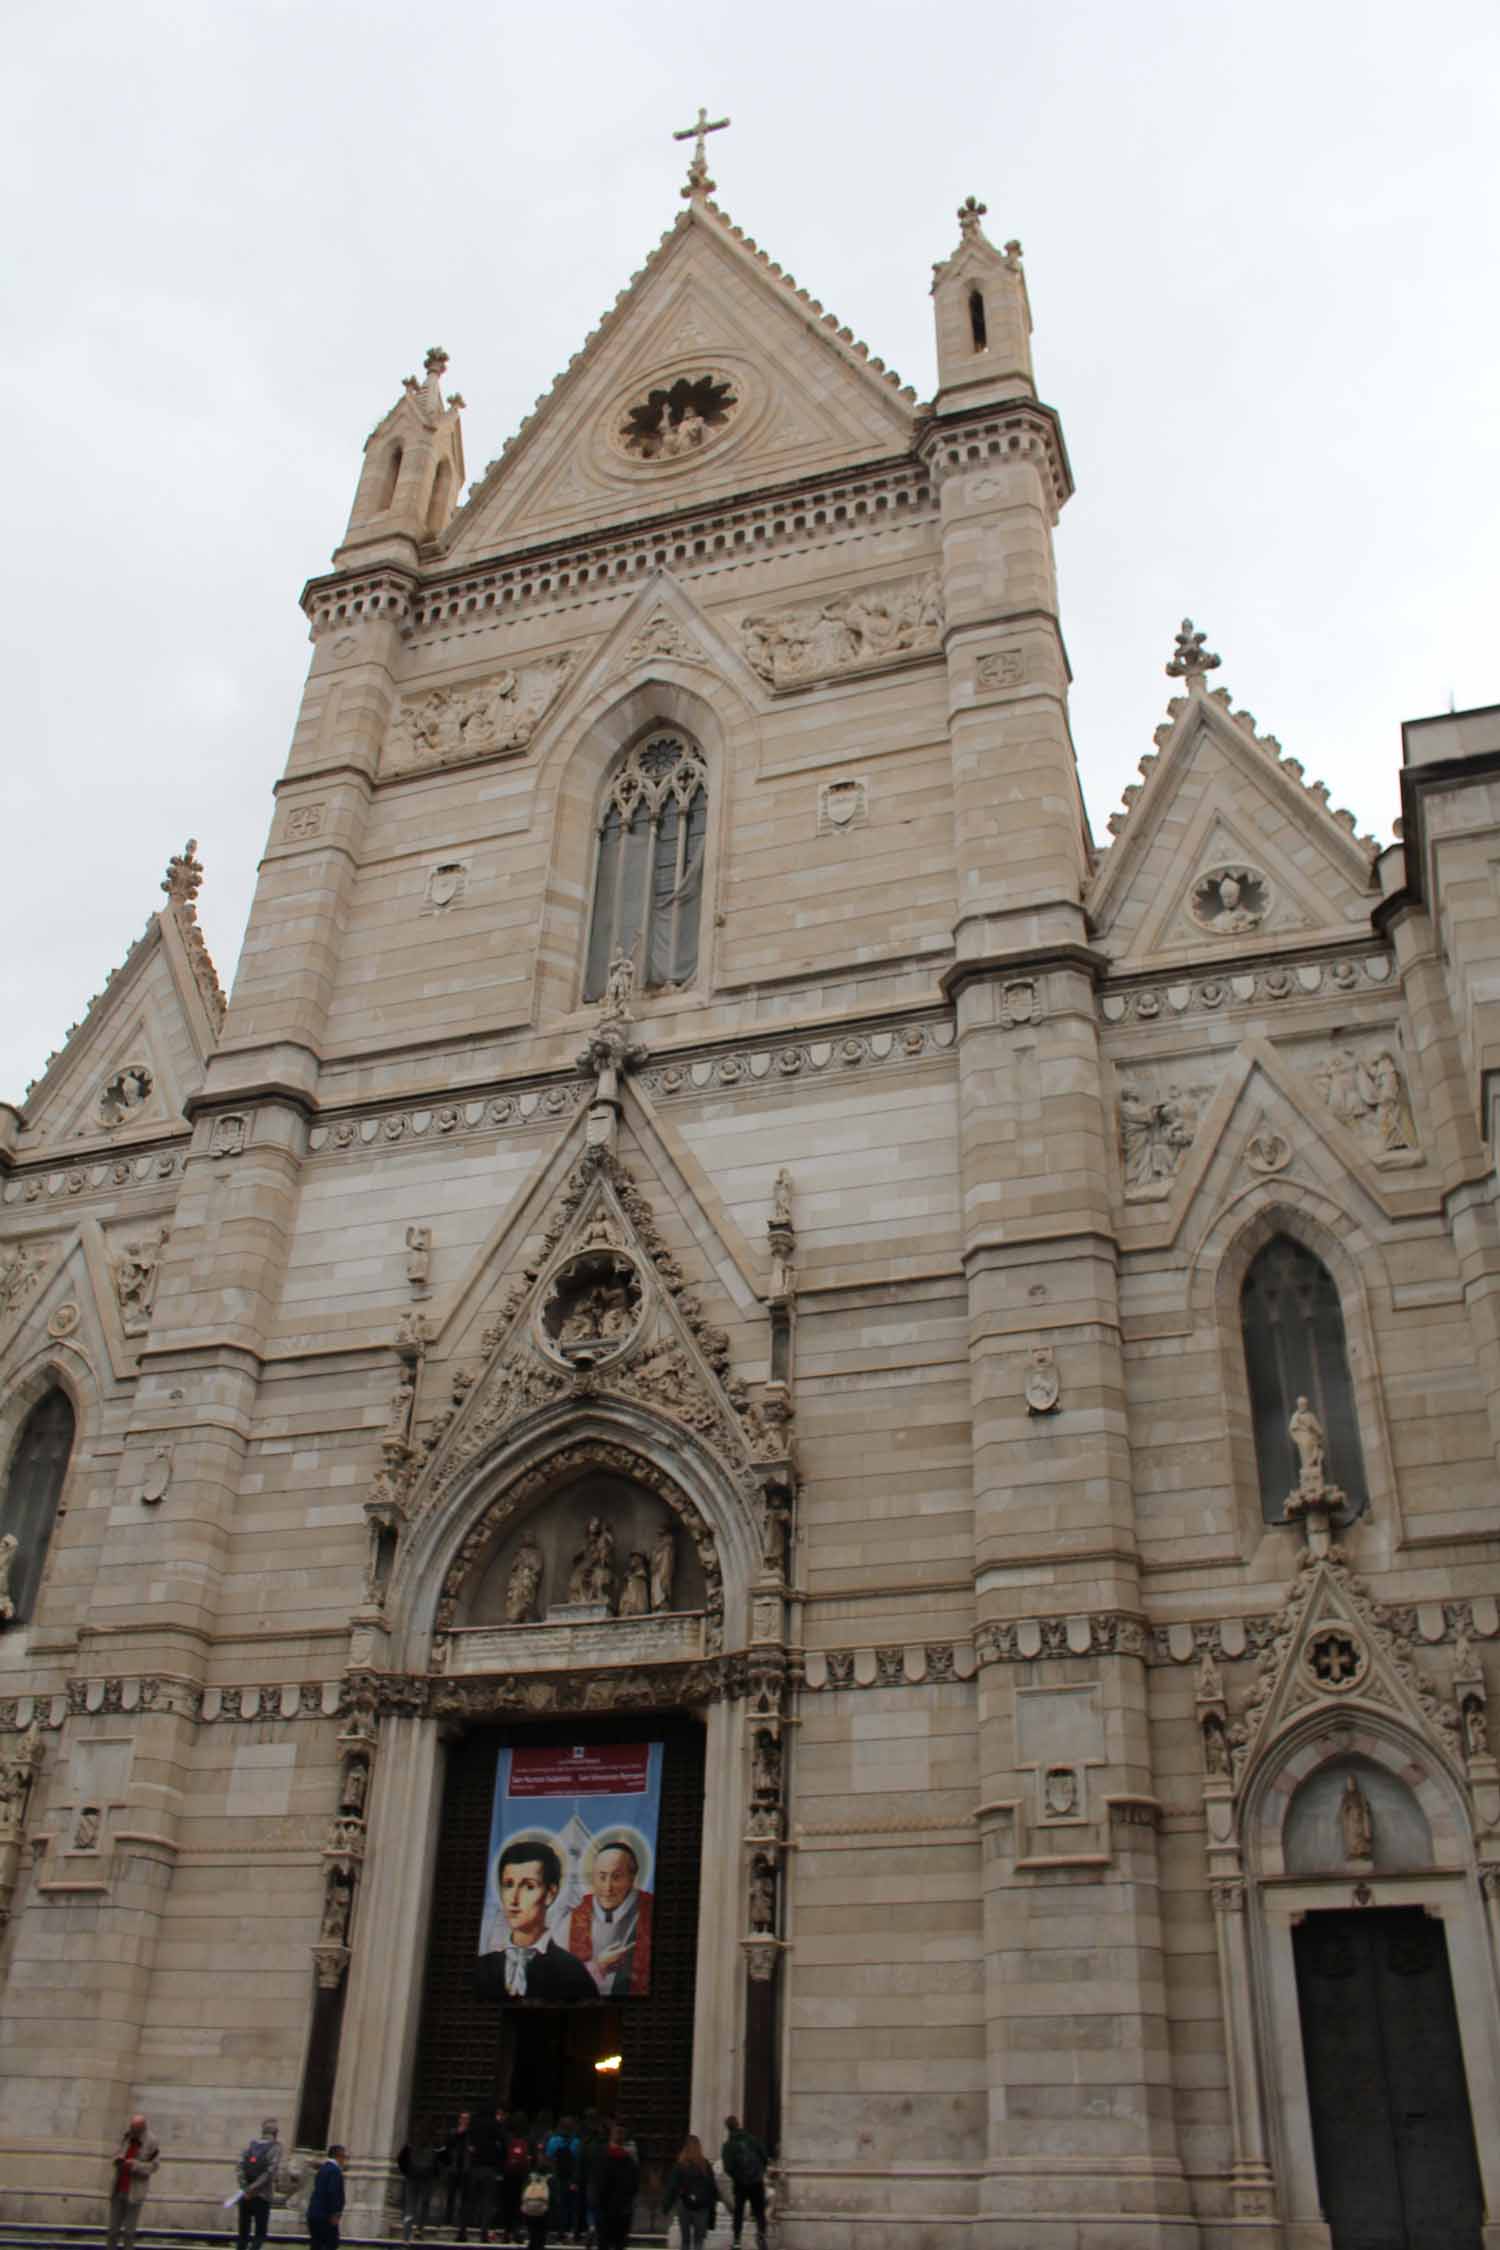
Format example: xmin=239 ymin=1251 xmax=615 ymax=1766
xmin=615 ymin=372 xmax=738 ymax=462
xmin=539 ymin=1247 xmax=645 ymax=1368
xmin=1189 ymin=865 xmax=1268 ymax=935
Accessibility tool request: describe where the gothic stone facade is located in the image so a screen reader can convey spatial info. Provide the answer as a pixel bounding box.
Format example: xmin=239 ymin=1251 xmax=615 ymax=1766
xmin=2 ymin=175 xmax=1500 ymax=2250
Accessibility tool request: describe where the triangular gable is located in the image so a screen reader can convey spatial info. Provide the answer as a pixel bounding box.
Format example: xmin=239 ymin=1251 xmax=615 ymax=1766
xmin=0 ymin=1219 xmax=144 ymax=1390
xmin=540 ymin=570 xmax=769 ymax=729
xmin=445 ymin=200 xmax=917 ymax=561
xmin=1117 ymin=1036 xmax=1433 ymax=1253
xmin=1089 ymin=687 xmax=1380 ymax=969
xmin=1232 ymin=1546 xmax=1462 ymax=1784
xmin=409 ymin=1137 xmax=781 ymax=1540
xmin=17 ymin=888 xmax=222 ymax=1159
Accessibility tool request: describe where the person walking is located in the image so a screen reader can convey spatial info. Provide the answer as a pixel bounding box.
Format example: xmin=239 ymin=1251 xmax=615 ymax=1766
xmin=465 ymin=2103 xmax=505 ymax=2243
xmin=499 ymin=2110 xmax=533 ymax=2244
xmin=236 ymin=2117 xmax=284 ymax=2250
xmin=105 ymin=2114 xmax=160 ymax=2250
xmin=543 ymin=2117 xmax=582 ymax=2241
xmin=441 ymin=2110 xmax=474 ymax=2234
xmin=398 ymin=2120 xmax=442 ymax=2240
xmin=579 ymin=2113 xmax=609 ymax=2249
xmin=593 ymin=2122 xmax=639 ymax=2250
xmin=519 ymin=2149 xmax=559 ymax=2250
xmin=720 ymin=2117 xmax=768 ymax=2250
xmin=306 ymin=2146 xmax=347 ymax=2250
xmin=660 ymin=2135 xmax=717 ymax=2250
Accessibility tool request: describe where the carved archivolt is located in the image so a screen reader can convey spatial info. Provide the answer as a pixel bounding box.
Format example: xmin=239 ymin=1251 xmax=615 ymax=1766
xmin=431 ymin=1440 xmax=724 ymax=1647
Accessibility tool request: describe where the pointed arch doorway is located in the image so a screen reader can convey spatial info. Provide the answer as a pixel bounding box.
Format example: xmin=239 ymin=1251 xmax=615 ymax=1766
xmin=410 ymin=1711 xmax=707 ymax=2182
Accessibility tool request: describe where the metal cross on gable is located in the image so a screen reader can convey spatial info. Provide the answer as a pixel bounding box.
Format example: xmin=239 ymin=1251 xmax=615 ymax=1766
xmin=673 ymin=105 xmax=730 ymax=199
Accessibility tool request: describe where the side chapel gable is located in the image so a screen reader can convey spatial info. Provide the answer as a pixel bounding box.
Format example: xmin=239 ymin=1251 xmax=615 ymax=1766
xmin=1089 ymin=650 xmax=1382 ymax=969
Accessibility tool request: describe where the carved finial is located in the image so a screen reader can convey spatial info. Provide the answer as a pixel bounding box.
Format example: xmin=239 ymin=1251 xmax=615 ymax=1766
xmin=1165 ymin=619 xmax=1222 ymax=686
xmin=957 ymin=195 xmax=988 ymax=240
xmin=162 ymin=838 xmax=204 ymax=911
xmin=1003 ymin=238 xmax=1023 ymax=269
xmin=672 ymin=105 xmax=730 ymax=200
xmin=424 ymin=347 xmax=449 ymax=379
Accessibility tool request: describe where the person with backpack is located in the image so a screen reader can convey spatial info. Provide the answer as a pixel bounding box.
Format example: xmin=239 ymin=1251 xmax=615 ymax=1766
xmin=397 ymin=2120 xmax=442 ymax=2240
xmin=235 ymin=2118 xmax=284 ymax=2250
xmin=660 ymin=2134 xmax=718 ymax=2250
xmin=500 ymin=2110 xmax=534 ymax=2243
xmin=593 ymin=2121 xmax=639 ymax=2250
xmin=720 ymin=2117 xmax=768 ymax=2250
xmin=519 ymin=2148 xmax=559 ymax=2250
xmin=543 ymin=2116 xmax=582 ymax=2241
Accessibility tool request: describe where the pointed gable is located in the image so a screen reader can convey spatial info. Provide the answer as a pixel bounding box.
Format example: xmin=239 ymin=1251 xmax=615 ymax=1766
xmin=445 ymin=200 xmax=918 ymax=562
xmin=16 ymin=842 xmax=224 ymax=1157
xmin=1090 ymin=678 xmax=1381 ymax=970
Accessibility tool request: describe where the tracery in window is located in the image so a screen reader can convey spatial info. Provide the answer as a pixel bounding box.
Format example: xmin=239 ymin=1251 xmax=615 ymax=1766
xmin=1241 ymin=1236 xmax=1367 ymax=1523
xmin=583 ymin=732 xmax=707 ymax=1002
xmin=0 ymin=1388 xmax=75 ymax=1625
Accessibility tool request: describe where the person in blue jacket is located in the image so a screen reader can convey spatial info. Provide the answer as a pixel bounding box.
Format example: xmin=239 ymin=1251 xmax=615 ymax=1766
xmin=306 ymin=2145 xmax=347 ymax=2250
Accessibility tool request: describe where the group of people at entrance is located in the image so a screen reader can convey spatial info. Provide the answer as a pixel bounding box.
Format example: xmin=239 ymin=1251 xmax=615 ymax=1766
xmin=398 ymin=2107 xmax=769 ymax=2250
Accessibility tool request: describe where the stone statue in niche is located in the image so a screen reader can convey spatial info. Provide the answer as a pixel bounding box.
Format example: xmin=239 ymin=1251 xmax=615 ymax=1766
xmin=650 ymin=1523 xmax=675 ymax=1613
xmin=602 ymin=949 xmax=636 ymax=1022
xmin=342 ymin=1762 xmax=369 ymax=1815
xmin=74 ymin=1805 xmax=100 ymax=1851
xmin=504 ymin=1539 xmax=544 ymax=1625
xmin=1190 ymin=866 xmax=1268 ymax=936
xmin=1340 ymin=1774 xmax=1375 ymax=1862
xmin=751 ymin=1728 xmax=781 ymax=1800
xmin=0 ymin=1532 xmax=18 ymax=1621
xmin=618 ymin=1552 xmax=651 ymax=1617
xmin=113 ymin=1228 xmax=167 ymax=1332
xmin=1316 ymin=1047 xmax=1417 ymax=1153
xmin=1201 ymin=1711 xmax=1231 ymax=1777
xmin=1289 ymin=1396 xmax=1327 ymax=1495
xmin=97 ymin=1064 xmax=153 ymax=1129
xmin=566 ymin=1516 xmax=617 ymax=1610
xmin=1119 ymin=1081 xmax=1205 ymax=1192
xmin=543 ymin=1250 xmax=643 ymax=1364
xmin=1464 ymin=1699 xmax=1488 ymax=1757
xmin=405 ymin=1226 xmax=432 ymax=1298
xmin=748 ymin=1854 xmax=777 ymax=1933
xmin=321 ymin=1873 xmax=353 ymax=1945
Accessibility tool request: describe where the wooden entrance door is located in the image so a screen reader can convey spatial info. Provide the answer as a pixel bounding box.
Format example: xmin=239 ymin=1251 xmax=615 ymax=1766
xmin=1292 ymin=1907 xmax=1484 ymax=2250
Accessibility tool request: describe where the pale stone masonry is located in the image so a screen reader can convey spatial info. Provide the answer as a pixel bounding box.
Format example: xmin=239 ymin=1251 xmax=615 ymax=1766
xmin=2 ymin=158 xmax=1499 ymax=2250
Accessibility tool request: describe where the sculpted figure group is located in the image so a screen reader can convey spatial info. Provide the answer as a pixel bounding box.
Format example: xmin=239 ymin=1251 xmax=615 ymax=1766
xmin=501 ymin=1511 xmax=678 ymax=1626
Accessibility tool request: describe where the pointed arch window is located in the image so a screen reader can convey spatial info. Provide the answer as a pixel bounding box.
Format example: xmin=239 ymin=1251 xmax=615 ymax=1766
xmin=1 ymin=1389 xmax=75 ymax=1624
xmin=1241 ymin=1236 xmax=1367 ymax=1522
xmin=583 ymin=731 xmax=708 ymax=1002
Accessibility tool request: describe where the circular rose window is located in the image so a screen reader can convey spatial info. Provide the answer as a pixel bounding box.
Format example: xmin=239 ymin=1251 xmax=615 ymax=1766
xmin=613 ymin=372 xmax=739 ymax=463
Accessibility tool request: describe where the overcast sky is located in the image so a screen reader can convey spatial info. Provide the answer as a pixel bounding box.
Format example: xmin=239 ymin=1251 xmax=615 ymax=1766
xmin=4 ymin=0 xmax=1496 ymax=1099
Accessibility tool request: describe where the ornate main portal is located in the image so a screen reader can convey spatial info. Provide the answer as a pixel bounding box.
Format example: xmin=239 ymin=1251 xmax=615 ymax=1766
xmin=411 ymin=1713 xmax=707 ymax=2184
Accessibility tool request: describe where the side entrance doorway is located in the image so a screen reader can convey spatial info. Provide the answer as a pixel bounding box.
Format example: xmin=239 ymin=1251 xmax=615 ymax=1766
xmin=1292 ymin=1906 xmax=1484 ymax=2250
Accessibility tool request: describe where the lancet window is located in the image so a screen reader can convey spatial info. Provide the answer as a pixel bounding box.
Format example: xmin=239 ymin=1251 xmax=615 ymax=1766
xmin=1241 ymin=1235 xmax=1367 ymax=1522
xmin=583 ymin=731 xmax=708 ymax=1002
xmin=0 ymin=1389 xmax=75 ymax=1624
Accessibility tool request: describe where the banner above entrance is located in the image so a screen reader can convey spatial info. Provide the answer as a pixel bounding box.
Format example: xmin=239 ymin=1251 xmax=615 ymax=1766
xmin=479 ymin=1741 xmax=663 ymax=2003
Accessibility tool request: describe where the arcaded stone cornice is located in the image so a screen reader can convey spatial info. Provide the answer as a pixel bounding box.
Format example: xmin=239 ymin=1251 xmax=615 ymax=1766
xmin=300 ymin=456 xmax=936 ymax=647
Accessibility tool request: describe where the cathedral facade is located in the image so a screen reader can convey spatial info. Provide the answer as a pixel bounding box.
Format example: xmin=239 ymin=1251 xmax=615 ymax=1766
xmin=2 ymin=150 xmax=1500 ymax=2250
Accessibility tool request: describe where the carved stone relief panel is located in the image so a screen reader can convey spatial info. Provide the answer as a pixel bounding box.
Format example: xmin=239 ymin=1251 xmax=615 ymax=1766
xmin=612 ymin=372 xmax=740 ymax=463
xmin=1116 ymin=1065 xmax=1216 ymax=1197
xmin=740 ymin=573 xmax=943 ymax=689
xmin=1302 ymin=1036 xmax=1420 ymax=1160
xmin=383 ymin=658 xmax=573 ymax=774
xmin=1187 ymin=865 xmax=1270 ymax=938
xmin=97 ymin=1065 xmax=154 ymax=1130
xmin=818 ymin=776 xmax=868 ymax=835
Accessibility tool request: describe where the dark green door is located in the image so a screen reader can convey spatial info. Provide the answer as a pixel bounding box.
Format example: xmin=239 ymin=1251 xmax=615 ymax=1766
xmin=1293 ymin=1908 xmax=1484 ymax=2250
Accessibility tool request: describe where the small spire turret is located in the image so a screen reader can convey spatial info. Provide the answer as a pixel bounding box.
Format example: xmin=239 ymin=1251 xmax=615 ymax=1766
xmin=931 ymin=192 xmax=1034 ymax=406
xmin=334 ymin=346 xmax=466 ymax=567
